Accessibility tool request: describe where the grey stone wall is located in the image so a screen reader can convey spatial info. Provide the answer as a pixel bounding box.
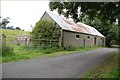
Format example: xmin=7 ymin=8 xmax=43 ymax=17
xmin=62 ymin=30 xmax=105 ymax=48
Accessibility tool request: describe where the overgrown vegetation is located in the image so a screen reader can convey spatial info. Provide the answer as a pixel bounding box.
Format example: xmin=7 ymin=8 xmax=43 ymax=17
xmin=1 ymin=45 xmax=102 ymax=63
xmin=2 ymin=46 xmax=14 ymax=57
xmin=31 ymin=20 xmax=61 ymax=46
xmin=82 ymin=51 xmax=119 ymax=78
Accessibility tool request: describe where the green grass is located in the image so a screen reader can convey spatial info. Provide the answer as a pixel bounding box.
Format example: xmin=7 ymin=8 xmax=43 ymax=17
xmin=82 ymin=51 xmax=119 ymax=78
xmin=1 ymin=29 xmax=30 ymax=37
xmin=1 ymin=45 xmax=103 ymax=63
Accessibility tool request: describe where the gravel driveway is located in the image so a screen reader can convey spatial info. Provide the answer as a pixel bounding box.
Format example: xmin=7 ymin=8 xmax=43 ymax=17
xmin=2 ymin=48 xmax=118 ymax=78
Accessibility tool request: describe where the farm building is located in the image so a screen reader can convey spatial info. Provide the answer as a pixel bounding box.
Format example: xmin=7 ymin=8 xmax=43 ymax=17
xmin=40 ymin=11 xmax=105 ymax=48
xmin=17 ymin=34 xmax=31 ymax=45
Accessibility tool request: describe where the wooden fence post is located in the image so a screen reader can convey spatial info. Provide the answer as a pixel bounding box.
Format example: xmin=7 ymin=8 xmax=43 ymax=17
xmin=25 ymin=38 xmax=27 ymax=45
xmin=1 ymin=34 xmax=6 ymax=48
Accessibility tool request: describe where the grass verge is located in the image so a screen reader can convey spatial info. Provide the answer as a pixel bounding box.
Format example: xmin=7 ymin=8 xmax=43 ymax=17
xmin=82 ymin=51 xmax=119 ymax=78
xmin=1 ymin=45 xmax=103 ymax=63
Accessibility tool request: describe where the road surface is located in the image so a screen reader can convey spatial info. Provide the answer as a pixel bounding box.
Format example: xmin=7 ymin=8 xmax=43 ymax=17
xmin=2 ymin=48 xmax=118 ymax=78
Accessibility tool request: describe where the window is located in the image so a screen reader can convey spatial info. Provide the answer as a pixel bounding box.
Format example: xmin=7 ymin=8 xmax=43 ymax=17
xmin=94 ymin=37 xmax=96 ymax=39
xmin=76 ymin=35 xmax=80 ymax=39
xmin=87 ymin=36 xmax=90 ymax=40
xmin=87 ymin=36 xmax=90 ymax=39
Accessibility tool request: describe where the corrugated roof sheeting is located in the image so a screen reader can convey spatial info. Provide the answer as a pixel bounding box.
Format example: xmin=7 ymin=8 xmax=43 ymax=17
xmin=46 ymin=12 xmax=105 ymax=38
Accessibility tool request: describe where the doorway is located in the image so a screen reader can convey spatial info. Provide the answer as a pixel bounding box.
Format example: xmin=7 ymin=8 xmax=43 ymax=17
xmin=83 ymin=39 xmax=85 ymax=47
xmin=94 ymin=37 xmax=96 ymax=45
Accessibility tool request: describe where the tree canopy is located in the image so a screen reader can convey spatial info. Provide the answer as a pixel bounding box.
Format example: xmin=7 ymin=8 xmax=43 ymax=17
xmin=15 ymin=27 xmax=21 ymax=30
xmin=31 ymin=20 xmax=61 ymax=40
xmin=49 ymin=2 xmax=120 ymax=24
xmin=31 ymin=20 xmax=61 ymax=46
xmin=0 ymin=17 xmax=10 ymax=28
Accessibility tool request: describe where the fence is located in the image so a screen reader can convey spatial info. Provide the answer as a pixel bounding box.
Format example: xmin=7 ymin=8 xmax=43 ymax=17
xmin=1 ymin=34 xmax=61 ymax=55
xmin=0 ymin=34 xmax=6 ymax=48
xmin=6 ymin=37 xmax=59 ymax=47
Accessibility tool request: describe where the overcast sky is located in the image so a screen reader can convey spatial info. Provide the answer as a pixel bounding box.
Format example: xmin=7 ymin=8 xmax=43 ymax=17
xmin=1 ymin=1 xmax=58 ymax=31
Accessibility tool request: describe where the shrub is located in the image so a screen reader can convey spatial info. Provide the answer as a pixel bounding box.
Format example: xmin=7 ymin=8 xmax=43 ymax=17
xmin=2 ymin=46 xmax=14 ymax=57
xmin=31 ymin=20 xmax=61 ymax=47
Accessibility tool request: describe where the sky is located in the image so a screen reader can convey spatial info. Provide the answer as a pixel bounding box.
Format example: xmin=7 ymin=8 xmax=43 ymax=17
xmin=1 ymin=1 xmax=58 ymax=31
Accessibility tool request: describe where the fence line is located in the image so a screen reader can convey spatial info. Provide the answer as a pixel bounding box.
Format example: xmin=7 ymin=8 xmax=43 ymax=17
xmin=1 ymin=34 xmax=6 ymax=48
xmin=6 ymin=37 xmax=59 ymax=47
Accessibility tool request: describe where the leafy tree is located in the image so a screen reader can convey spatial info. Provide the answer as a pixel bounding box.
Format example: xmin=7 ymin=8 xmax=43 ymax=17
xmin=82 ymin=16 xmax=118 ymax=46
xmin=31 ymin=20 xmax=61 ymax=46
xmin=0 ymin=17 xmax=10 ymax=28
xmin=22 ymin=29 xmax=24 ymax=31
xmin=16 ymin=27 xmax=21 ymax=30
xmin=49 ymin=2 xmax=120 ymax=46
xmin=49 ymin=2 xmax=120 ymax=24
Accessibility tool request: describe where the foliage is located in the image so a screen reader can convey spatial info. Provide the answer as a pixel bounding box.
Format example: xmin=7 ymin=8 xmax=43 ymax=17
xmin=31 ymin=20 xmax=61 ymax=46
xmin=6 ymin=26 xmax=15 ymax=30
xmin=82 ymin=17 xmax=118 ymax=46
xmin=0 ymin=17 xmax=10 ymax=28
xmin=15 ymin=27 xmax=21 ymax=30
xmin=83 ymin=51 xmax=119 ymax=78
xmin=2 ymin=46 xmax=14 ymax=57
xmin=49 ymin=2 xmax=120 ymax=24
xmin=49 ymin=2 xmax=120 ymax=46
xmin=2 ymin=45 xmax=102 ymax=63
xmin=0 ymin=17 xmax=22 ymax=30
xmin=31 ymin=20 xmax=61 ymax=40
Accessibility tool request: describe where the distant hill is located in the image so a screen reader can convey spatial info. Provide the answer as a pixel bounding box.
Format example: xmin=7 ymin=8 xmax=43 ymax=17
xmin=1 ymin=29 xmax=30 ymax=38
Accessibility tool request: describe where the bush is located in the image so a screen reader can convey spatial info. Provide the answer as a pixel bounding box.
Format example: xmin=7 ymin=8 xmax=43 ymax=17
xmin=2 ymin=46 xmax=14 ymax=57
xmin=31 ymin=20 xmax=61 ymax=47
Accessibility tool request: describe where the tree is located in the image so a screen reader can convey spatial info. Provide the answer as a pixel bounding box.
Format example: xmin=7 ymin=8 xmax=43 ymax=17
xmin=16 ymin=27 xmax=21 ymax=30
xmin=22 ymin=29 xmax=24 ymax=31
xmin=49 ymin=2 xmax=120 ymax=24
xmin=0 ymin=17 xmax=10 ymax=28
xmin=7 ymin=26 xmax=15 ymax=30
xmin=49 ymin=2 xmax=120 ymax=46
xmin=31 ymin=20 xmax=61 ymax=46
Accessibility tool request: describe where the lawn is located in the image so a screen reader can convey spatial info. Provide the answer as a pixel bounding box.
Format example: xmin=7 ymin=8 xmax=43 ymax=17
xmin=82 ymin=51 xmax=119 ymax=78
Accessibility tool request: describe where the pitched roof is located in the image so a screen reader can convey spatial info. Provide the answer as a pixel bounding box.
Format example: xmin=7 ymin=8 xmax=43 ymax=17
xmin=45 ymin=11 xmax=105 ymax=38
